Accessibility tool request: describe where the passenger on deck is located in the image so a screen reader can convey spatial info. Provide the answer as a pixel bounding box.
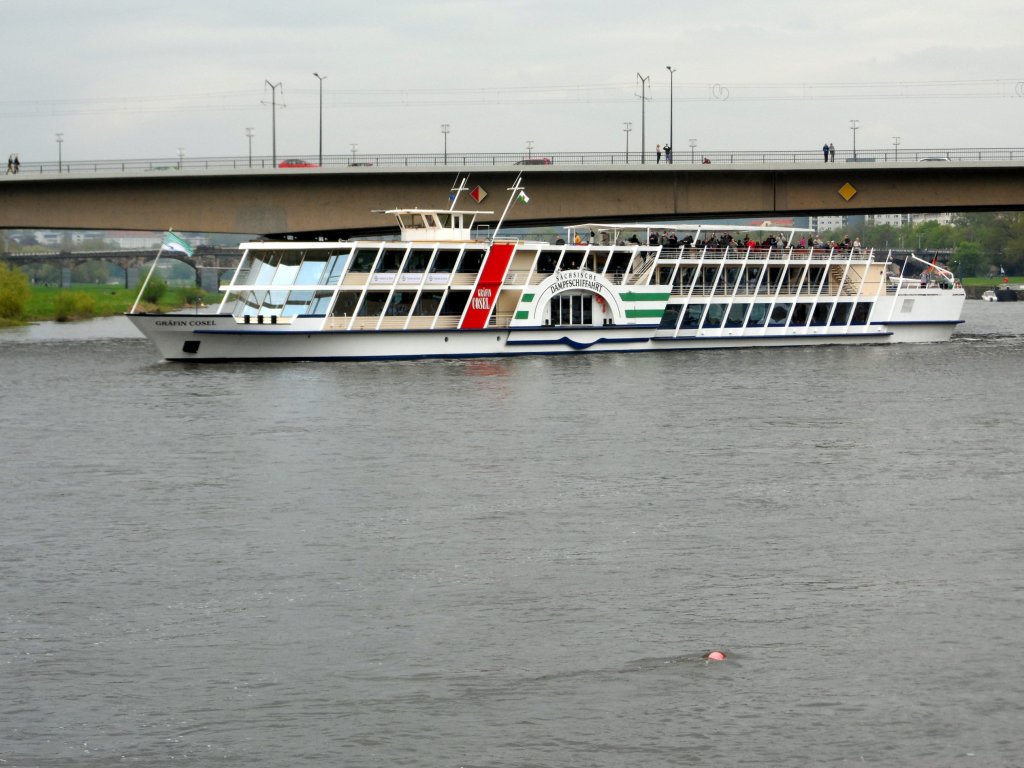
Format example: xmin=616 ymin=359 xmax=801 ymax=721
xmin=649 ymin=233 xmax=659 ymax=246
xmin=629 ymin=234 xmax=640 ymax=244
xmin=667 ymin=233 xmax=678 ymax=248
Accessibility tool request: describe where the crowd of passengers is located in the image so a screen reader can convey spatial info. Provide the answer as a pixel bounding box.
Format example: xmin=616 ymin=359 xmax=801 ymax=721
xmin=557 ymin=231 xmax=863 ymax=252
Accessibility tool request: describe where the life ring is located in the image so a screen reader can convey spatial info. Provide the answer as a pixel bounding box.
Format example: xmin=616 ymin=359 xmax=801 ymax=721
xmin=594 ymin=294 xmax=606 ymax=309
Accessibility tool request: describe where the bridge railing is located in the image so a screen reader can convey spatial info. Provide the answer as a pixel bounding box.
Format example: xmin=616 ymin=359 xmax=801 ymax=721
xmin=6 ymin=148 xmax=1024 ymax=176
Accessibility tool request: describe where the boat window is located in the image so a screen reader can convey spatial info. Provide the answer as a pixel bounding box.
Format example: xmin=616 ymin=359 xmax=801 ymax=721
xmin=413 ymin=291 xmax=444 ymax=316
xmin=239 ymin=251 xmax=279 ymax=286
xmin=790 ymin=303 xmax=810 ymax=326
xmin=350 ymin=248 xmax=379 ymax=273
xmin=405 ymin=249 xmax=432 ymax=272
xmin=271 ymin=251 xmax=303 ymax=286
xmin=331 ymin=291 xmax=360 ymax=317
xmin=536 ymin=250 xmax=559 ymax=273
xmin=295 ymin=251 xmax=331 ymax=285
xmin=747 ymin=303 xmax=770 ymax=327
xmin=431 ymin=249 xmax=460 ymax=273
xmin=768 ymin=303 xmax=792 ymax=326
xmin=851 ymin=302 xmax=872 ymax=325
xmin=385 ymin=291 xmax=415 ymax=317
xmin=457 ymin=250 xmax=485 ymax=274
xmin=810 ymin=303 xmax=831 ymax=326
xmin=440 ymin=290 xmax=469 ymax=316
xmin=606 ymin=251 xmax=632 ymax=276
xmin=356 ymin=292 xmax=389 ymax=317
xmin=830 ymin=303 xmax=853 ymax=325
xmin=307 ymin=291 xmax=335 ymax=316
xmin=675 ymin=267 xmax=695 ymax=292
xmin=654 ymin=266 xmax=674 ymax=285
xmin=229 ymin=290 xmax=260 ymax=316
xmin=323 ymin=251 xmax=351 ymax=284
xmin=725 ymin=303 xmax=749 ymax=327
xmin=550 ymin=293 xmax=593 ymax=326
xmin=704 ymin=304 xmax=727 ymax=329
xmin=680 ymin=304 xmax=705 ymax=329
xmin=282 ymin=290 xmax=314 ymax=317
xmin=378 ymin=249 xmax=406 ymax=272
xmin=808 ymin=267 xmax=827 ymax=290
xmin=658 ymin=305 xmax=681 ymax=329
xmin=561 ymin=252 xmax=581 ymax=270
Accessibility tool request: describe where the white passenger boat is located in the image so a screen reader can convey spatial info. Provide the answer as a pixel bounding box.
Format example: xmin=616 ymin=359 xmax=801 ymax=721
xmin=128 ymin=177 xmax=965 ymax=362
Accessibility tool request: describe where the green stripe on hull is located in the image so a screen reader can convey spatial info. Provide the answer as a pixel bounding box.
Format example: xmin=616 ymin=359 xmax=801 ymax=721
xmin=626 ymin=309 xmax=665 ymax=318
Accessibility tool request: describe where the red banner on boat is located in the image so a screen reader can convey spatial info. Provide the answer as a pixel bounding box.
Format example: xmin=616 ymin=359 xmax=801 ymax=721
xmin=460 ymin=242 xmax=516 ymax=329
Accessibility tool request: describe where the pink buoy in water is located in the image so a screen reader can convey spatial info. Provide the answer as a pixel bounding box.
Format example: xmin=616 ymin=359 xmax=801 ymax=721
xmin=705 ymin=651 xmax=726 ymax=661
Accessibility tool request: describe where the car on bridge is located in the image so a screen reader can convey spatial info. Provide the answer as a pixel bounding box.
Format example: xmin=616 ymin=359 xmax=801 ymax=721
xmin=515 ymin=157 xmax=552 ymax=165
xmin=278 ymin=158 xmax=318 ymax=168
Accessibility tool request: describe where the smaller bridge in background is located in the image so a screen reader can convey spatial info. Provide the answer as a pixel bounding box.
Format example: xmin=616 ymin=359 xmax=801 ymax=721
xmin=0 ymin=247 xmax=241 ymax=290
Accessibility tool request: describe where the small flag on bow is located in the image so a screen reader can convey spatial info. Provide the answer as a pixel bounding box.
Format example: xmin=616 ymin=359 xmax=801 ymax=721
xmin=518 ymin=191 xmax=530 ymax=204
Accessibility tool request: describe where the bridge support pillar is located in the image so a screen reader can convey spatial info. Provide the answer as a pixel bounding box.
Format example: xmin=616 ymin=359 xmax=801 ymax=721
xmin=60 ymin=267 xmax=72 ymax=289
xmin=200 ymin=269 xmax=219 ymax=293
xmin=126 ymin=266 xmax=140 ymax=289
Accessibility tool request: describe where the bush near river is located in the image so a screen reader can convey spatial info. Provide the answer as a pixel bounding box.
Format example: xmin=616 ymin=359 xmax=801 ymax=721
xmin=0 ymin=272 xmax=219 ymax=326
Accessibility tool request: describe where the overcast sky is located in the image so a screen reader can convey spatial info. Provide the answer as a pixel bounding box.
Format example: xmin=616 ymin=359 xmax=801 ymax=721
xmin=2 ymin=0 xmax=1023 ymax=163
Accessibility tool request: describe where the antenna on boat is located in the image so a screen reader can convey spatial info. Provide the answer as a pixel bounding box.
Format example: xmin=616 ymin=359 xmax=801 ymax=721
xmin=491 ymin=174 xmax=528 ymax=241
xmin=448 ymin=174 xmax=470 ymax=211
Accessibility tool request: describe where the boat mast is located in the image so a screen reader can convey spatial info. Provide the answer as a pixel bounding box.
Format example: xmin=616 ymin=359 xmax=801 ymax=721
xmin=448 ymin=174 xmax=470 ymax=211
xmin=491 ymin=174 xmax=527 ymax=241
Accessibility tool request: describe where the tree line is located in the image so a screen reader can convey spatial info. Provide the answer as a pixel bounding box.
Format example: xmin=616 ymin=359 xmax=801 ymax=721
xmin=820 ymin=212 xmax=1024 ymax=277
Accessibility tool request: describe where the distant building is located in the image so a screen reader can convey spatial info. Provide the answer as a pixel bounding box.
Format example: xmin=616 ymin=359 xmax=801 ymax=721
xmin=868 ymin=213 xmax=912 ymax=228
xmin=812 ymin=215 xmax=846 ymax=232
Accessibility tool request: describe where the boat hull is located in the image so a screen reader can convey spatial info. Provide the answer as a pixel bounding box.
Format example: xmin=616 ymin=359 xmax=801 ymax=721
xmin=127 ymin=311 xmax=963 ymax=362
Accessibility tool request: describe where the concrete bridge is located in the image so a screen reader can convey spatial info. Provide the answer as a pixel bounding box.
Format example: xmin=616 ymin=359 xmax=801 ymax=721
xmin=3 ymin=161 xmax=1024 ymax=238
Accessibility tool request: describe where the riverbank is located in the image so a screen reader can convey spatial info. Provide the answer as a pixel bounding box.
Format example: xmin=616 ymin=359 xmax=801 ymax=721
xmin=2 ymin=283 xmax=220 ymax=326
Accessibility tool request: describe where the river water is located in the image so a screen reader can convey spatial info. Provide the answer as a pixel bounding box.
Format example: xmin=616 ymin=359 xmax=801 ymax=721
xmin=2 ymin=301 xmax=1023 ymax=767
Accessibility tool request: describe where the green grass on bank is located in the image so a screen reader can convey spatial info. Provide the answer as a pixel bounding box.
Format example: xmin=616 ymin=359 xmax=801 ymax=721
xmin=22 ymin=284 xmax=221 ymax=323
xmin=961 ymin=276 xmax=1023 ymax=287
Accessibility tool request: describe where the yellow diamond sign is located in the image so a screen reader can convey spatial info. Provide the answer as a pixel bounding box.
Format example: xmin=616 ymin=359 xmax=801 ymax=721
xmin=838 ymin=182 xmax=857 ymax=201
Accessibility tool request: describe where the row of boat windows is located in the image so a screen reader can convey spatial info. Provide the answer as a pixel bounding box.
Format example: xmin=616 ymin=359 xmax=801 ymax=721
xmin=660 ymin=301 xmax=874 ymax=329
xmin=233 ymin=247 xmax=663 ymax=287
xmin=654 ymin=265 xmax=843 ymax=292
xmin=230 ymin=289 xmax=473 ymax=319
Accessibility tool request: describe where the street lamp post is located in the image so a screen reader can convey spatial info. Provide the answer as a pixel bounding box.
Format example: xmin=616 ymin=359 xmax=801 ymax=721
xmin=265 ymin=80 xmax=282 ymax=166
xmin=313 ymin=72 xmax=326 ymax=166
xmin=56 ymin=132 xmax=63 ymax=173
xmin=637 ymin=73 xmax=650 ymax=164
xmin=350 ymin=143 xmax=357 ymax=165
xmin=689 ymin=138 xmax=697 ymax=164
xmin=892 ymin=135 xmax=900 ymax=162
xmin=666 ymin=66 xmax=675 ymax=163
xmin=526 ymin=139 xmax=534 ymax=159
xmin=177 ymin=147 xmax=184 ymax=170
xmin=850 ymin=119 xmax=860 ymax=160
xmin=441 ymin=123 xmax=450 ymax=165
xmin=246 ymin=127 xmax=254 ymax=168
xmin=623 ymin=121 xmax=632 ymax=164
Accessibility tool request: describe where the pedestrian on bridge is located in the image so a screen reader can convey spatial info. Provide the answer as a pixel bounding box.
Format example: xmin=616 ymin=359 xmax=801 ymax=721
xmin=822 ymin=143 xmax=829 ymax=162
xmin=829 ymin=143 xmax=835 ymax=162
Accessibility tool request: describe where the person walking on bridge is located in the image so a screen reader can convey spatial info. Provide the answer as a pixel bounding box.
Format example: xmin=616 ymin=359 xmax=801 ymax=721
xmin=822 ymin=143 xmax=829 ymax=163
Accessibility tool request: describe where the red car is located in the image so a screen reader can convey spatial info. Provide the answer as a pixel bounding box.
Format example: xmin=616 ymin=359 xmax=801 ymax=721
xmin=278 ymin=158 xmax=318 ymax=168
xmin=515 ymin=157 xmax=552 ymax=165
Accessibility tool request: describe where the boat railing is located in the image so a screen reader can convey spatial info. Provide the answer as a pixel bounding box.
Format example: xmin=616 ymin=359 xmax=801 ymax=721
xmin=487 ymin=312 xmax=515 ymax=328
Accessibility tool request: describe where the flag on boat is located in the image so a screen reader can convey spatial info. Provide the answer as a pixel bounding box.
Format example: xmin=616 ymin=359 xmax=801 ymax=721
xmin=162 ymin=231 xmax=194 ymax=257
xmin=518 ymin=191 xmax=530 ymax=204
